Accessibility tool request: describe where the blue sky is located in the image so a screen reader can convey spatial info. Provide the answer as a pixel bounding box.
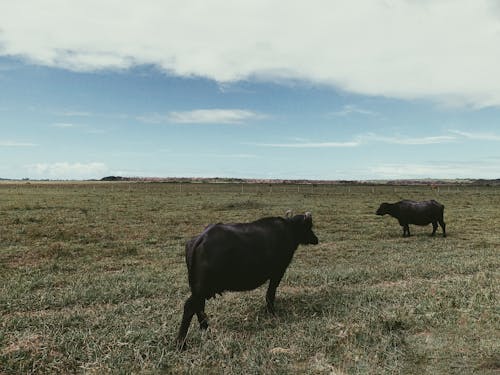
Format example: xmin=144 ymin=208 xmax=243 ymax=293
xmin=1 ymin=1 xmax=500 ymax=180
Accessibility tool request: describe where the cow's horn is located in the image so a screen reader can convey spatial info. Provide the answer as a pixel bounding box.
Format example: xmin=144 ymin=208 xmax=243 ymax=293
xmin=285 ymin=209 xmax=293 ymax=218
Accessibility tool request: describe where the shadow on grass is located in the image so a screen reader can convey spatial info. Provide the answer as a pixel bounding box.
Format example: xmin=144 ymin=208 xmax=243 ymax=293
xmin=181 ymin=285 xmax=412 ymax=366
xmin=202 ymin=286 xmax=355 ymax=335
xmin=378 ymin=229 xmax=449 ymax=240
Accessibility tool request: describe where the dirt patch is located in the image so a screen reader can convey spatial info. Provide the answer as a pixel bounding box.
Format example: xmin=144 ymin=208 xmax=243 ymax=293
xmin=2 ymin=334 xmax=44 ymax=356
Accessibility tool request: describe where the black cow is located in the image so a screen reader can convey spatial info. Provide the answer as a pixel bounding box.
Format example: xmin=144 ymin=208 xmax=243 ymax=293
xmin=376 ymin=199 xmax=446 ymax=237
xmin=176 ymin=212 xmax=319 ymax=350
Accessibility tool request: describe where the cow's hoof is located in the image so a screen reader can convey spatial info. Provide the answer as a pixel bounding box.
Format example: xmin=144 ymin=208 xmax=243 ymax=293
xmin=176 ymin=339 xmax=187 ymax=351
xmin=200 ymin=321 xmax=209 ymax=330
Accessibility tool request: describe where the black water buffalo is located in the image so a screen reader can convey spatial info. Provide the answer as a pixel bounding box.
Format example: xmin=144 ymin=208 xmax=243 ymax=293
xmin=176 ymin=212 xmax=319 ymax=350
xmin=376 ymin=199 xmax=446 ymax=237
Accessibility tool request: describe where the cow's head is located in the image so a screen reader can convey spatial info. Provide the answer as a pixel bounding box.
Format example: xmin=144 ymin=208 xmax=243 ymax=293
xmin=290 ymin=212 xmax=319 ymax=245
xmin=376 ymin=203 xmax=390 ymax=216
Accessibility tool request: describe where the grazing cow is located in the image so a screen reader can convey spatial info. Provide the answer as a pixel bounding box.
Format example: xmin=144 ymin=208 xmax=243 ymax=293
xmin=376 ymin=199 xmax=446 ymax=237
xmin=176 ymin=212 xmax=319 ymax=350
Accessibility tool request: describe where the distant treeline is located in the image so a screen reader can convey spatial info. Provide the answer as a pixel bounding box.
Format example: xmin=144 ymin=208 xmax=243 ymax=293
xmin=2 ymin=176 xmax=498 ymax=186
xmin=99 ymin=176 xmax=500 ymax=186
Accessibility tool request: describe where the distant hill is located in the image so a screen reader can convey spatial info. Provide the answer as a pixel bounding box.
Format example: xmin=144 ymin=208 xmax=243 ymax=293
xmin=100 ymin=176 xmax=129 ymax=181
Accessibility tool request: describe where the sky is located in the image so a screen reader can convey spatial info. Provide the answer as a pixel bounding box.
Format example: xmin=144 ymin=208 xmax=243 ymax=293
xmin=1 ymin=0 xmax=500 ymax=180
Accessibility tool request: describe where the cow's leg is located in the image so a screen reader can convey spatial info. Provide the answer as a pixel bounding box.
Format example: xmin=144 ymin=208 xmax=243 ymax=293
xmin=402 ymin=224 xmax=410 ymax=237
xmin=266 ymin=275 xmax=283 ymax=315
xmin=196 ymin=299 xmax=208 ymax=330
xmin=176 ymin=294 xmax=204 ymax=350
xmin=431 ymin=221 xmax=438 ymax=236
xmin=439 ymin=219 xmax=446 ymax=237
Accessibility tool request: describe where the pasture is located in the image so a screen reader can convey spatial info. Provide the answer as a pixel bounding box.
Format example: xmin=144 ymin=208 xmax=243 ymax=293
xmin=0 ymin=182 xmax=498 ymax=374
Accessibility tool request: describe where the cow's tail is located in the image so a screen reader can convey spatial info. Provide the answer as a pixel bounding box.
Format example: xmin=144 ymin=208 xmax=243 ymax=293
xmin=186 ymin=224 xmax=216 ymax=290
xmin=186 ymin=235 xmax=202 ymax=289
xmin=434 ymin=200 xmax=445 ymax=220
xmin=437 ymin=201 xmax=445 ymax=211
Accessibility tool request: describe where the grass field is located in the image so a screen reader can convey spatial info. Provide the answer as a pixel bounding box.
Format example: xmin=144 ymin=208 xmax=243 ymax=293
xmin=1 ymin=182 xmax=498 ymax=374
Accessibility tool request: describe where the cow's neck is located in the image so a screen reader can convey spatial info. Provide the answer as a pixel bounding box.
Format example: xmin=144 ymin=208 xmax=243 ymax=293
xmin=388 ymin=204 xmax=400 ymax=218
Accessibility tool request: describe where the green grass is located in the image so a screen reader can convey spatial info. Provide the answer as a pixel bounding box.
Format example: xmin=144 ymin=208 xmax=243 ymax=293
xmin=1 ymin=182 xmax=499 ymax=374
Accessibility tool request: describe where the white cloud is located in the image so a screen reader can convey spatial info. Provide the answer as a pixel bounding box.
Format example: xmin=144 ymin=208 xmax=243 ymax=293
xmin=49 ymin=122 xmax=109 ymax=134
xmin=137 ymin=109 xmax=263 ymax=124
xmin=449 ymin=130 xmax=500 ymax=141
xmin=253 ymin=141 xmax=360 ymax=148
xmin=360 ymin=133 xmax=457 ymax=145
xmin=253 ymin=132 xmax=458 ymax=148
xmin=53 ymin=110 xmax=92 ymax=117
xmin=28 ymin=162 xmax=108 ymax=179
xmin=167 ymin=109 xmax=263 ymax=124
xmin=1 ymin=1 xmax=500 ymax=107
xmin=371 ymin=161 xmax=500 ymax=179
xmin=331 ymin=105 xmax=378 ymax=117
